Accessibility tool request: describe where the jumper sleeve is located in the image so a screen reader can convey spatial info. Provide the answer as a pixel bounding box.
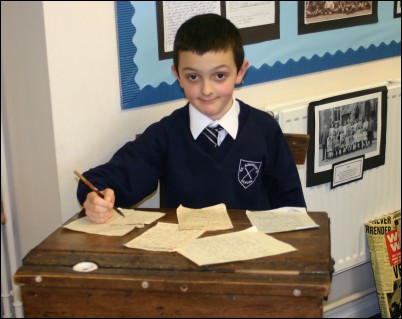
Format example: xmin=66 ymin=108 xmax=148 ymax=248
xmin=76 ymin=122 xmax=168 ymax=208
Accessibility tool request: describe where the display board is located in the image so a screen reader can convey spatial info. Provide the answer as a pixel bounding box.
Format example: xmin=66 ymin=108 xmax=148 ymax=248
xmin=115 ymin=1 xmax=401 ymax=109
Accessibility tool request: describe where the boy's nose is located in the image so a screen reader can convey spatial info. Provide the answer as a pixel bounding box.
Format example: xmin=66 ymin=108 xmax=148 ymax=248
xmin=201 ymin=80 xmax=213 ymax=96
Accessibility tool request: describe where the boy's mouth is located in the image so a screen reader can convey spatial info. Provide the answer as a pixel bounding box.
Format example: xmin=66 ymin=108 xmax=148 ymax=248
xmin=200 ymin=97 xmax=218 ymax=103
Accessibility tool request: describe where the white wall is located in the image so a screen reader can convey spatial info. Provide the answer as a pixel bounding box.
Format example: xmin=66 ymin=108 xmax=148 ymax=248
xmin=1 ymin=1 xmax=61 ymax=261
xmin=1 ymin=1 xmax=400 ymax=315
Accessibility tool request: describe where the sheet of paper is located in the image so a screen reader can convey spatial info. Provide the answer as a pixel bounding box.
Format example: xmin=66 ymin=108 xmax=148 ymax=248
xmin=176 ymin=228 xmax=296 ymax=266
xmin=162 ymin=2 xmax=221 ymax=53
xmin=63 ymin=217 xmax=135 ymax=236
xmin=63 ymin=209 xmax=165 ymax=237
xmin=107 ymin=208 xmax=165 ymax=226
xmin=226 ymin=1 xmax=275 ymax=29
xmin=177 ymin=203 xmax=233 ymax=231
xmin=246 ymin=207 xmax=319 ymax=233
xmin=124 ymin=222 xmax=205 ymax=252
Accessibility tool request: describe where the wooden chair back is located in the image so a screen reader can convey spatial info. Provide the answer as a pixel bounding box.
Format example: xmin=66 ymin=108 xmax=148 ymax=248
xmin=284 ymin=133 xmax=310 ymax=165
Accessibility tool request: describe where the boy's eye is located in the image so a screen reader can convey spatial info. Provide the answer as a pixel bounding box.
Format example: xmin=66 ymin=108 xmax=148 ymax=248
xmin=215 ymin=73 xmax=226 ymax=80
xmin=187 ymin=74 xmax=198 ymax=81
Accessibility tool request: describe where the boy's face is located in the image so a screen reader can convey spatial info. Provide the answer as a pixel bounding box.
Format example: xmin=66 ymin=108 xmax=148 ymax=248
xmin=172 ymin=50 xmax=248 ymax=121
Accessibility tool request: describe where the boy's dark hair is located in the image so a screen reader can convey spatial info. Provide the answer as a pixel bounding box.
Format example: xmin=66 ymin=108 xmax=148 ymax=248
xmin=173 ymin=13 xmax=244 ymax=74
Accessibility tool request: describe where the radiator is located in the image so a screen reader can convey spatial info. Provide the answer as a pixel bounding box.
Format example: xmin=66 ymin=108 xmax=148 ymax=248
xmin=265 ymin=81 xmax=401 ymax=273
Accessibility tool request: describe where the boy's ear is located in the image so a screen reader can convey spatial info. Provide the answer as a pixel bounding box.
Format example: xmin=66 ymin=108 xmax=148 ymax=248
xmin=235 ymin=60 xmax=249 ymax=85
xmin=171 ymin=65 xmax=183 ymax=87
xmin=171 ymin=64 xmax=178 ymax=78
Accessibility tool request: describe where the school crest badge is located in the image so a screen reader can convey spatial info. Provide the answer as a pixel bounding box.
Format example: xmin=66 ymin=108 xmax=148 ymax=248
xmin=238 ymin=159 xmax=262 ymax=189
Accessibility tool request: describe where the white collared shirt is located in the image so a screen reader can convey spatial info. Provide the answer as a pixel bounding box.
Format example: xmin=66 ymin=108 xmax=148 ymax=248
xmin=189 ymin=99 xmax=239 ymax=146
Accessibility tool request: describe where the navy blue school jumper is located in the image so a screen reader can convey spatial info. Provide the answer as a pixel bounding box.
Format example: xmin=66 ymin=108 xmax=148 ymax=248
xmin=77 ymin=100 xmax=306 ymax=210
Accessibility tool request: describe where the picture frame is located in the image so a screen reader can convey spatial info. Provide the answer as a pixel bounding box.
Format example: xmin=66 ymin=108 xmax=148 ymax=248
xmin=306 ymin=86 xmax=387 ymax=187
xmin=395 ymin=1 xmax=401 ymax=18
xmin=298 ymin=1 xmax=378 ymax=34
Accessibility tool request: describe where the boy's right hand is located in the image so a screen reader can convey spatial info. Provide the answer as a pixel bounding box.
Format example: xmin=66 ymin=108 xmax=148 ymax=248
xmin=83 ymin=188 xmax=115 ymax=224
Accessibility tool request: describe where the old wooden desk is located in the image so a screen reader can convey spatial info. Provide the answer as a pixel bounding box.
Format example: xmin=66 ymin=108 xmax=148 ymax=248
xmin=14 ymin=210 xmax=332 ymax=318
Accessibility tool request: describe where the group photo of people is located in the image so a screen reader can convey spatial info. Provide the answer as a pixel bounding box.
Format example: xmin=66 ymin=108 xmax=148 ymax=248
xmin=318 ymin=98 xmax=378 ymax=166
xmin=305 ymin=1 xmax=373 ymax=22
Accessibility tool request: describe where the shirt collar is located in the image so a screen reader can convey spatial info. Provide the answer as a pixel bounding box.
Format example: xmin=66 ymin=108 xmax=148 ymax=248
xmin=189 ymin=99 xmax=239 ymax=140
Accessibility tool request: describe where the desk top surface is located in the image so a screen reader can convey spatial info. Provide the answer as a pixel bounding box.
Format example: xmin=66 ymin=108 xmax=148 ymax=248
xmin=20 ymin=210 xmax=331 ymax=272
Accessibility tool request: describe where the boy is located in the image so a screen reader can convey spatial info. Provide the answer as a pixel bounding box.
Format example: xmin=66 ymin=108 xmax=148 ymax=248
xmin=77 ymin=14 xmax=306 ymax=224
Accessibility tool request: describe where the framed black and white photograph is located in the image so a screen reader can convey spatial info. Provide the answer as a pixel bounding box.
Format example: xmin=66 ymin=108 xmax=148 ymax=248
xmin=298 ymin=1 xmax=378 ymax=34
xmin=307 ymin=86 xmax=387 ymax=187
xmin=395 ymin=1 xmax=401 ymax=18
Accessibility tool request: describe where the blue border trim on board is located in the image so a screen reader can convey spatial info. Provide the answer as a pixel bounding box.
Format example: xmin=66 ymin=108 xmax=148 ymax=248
xmin=116 ymin=2 xmax=401 ymax=110
xmin=244 ymin=41 xmax=401 ymax=86
xmin=115 ymin=2 xmax=139 ymax=107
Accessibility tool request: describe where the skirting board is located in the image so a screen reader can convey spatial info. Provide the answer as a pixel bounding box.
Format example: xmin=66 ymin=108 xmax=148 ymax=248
xmin=324 ymin=291 xmax=379 ymax=318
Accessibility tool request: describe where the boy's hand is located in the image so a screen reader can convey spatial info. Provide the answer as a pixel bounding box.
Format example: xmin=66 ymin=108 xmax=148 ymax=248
xmin=83 ymin=188 xmax=115 ymax=223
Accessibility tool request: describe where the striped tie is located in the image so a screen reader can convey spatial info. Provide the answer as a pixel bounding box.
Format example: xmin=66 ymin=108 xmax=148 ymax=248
xmin=202 ymin=125 xmax=223 ymax=147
